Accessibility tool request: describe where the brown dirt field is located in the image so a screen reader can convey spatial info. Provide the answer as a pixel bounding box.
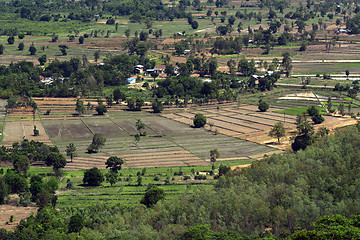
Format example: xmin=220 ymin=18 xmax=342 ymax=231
xmin=231 ymin=164 xmax=251 ymax=170
xmin=2 ymin=121 xmax=52 ymax=146
xmin=0 ymin=203 xmax=37 ymax=230
xmin=162 ymin=104 xmax=357 ymax=151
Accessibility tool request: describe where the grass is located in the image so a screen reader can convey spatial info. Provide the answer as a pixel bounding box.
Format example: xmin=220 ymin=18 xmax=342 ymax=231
xmin=275 ymin=106 xmax=326 ymax=116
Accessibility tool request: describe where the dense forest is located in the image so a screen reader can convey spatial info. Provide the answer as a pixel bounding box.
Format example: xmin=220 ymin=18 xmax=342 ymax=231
xmin=0 ymin=126 xmax=359 ymax=239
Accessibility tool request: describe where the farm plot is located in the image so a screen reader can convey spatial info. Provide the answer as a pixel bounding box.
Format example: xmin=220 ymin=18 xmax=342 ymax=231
xmin=2 ymin=121 xmax=52 ymax=147
xmin=0 ymin=204 xmax=37 ymax=230
xmin=162 ymin=104 xmax=299 ymax=145
xmin=43 ymin=110 xmax=277 ymax=169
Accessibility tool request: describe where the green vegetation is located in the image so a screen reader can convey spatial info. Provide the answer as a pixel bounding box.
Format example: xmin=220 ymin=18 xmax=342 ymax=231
xmin=1 ymin=127 xmax=360 ymax=239
xmin=275 ymin=106 xmax=326 ymax=116
xmin=0 ymin=0 xmax=360 ymax=238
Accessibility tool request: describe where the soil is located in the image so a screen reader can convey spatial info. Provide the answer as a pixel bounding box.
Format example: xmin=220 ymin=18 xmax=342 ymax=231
xmin=0 ymin=201 xmax=37 ymax=231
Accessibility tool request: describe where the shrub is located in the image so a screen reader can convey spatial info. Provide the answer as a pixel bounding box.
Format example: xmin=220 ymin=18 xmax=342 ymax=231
xmin=193 ymin=113 xmax=207 ymax=128
xmin=258 ymin=100 xmax=269 ymax=112
xmin=83 ymin=167 xmax=104 ymax=186
xmin=312 ymin=114 xmax=324 ymax=124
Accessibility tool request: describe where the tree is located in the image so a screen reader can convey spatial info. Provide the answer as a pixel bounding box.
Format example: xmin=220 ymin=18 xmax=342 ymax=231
xmin=193 ymin=113 xmax=207 ymax=128
xmin=83 ymin=167 xmax=104 ymax=186
xmin=18 ymin=42 xmax=24 ymax=51
xmin=58 ymin=45 xmax=68 ymax=56
xmin=292 ymin=120 xmax=314 ymax=151
xmin=327 ymin=96 xmax=332 ymax=112
xmin=12 ymin=155 xmax=30 ymax=175
xmin=87 ymin=133 xmax=106 ymax=153
xmin=299 ymin=42 xmax=307 ymax=51
xmin=29 ymin=44 xmax=36 ymax=55
xmin=75 ymin=99 xmax=85 ymax=115
xmin=3 ymin=171 xmax=28 ymax=194
xmin=152 ymin=98 xmax=163 ymax=113
xmin=210 ymin=149 xmax=220 ymax=164
xmin=0 ymin=45 xmax=3 ymax=55
xmin=113 ymin=89 xmax=124 ymax=104
xmin=150 ymin=72 xmax=159 ymax=81
xmin=218 ymin=164 xmax=231 ymax=176
xmin=125 ymin=29 xmax=130 ymax=38
xmin=95 ymin=102 xmax=107 ymax=115
xmin=282 ymin=52 xmax=292 ymax=77
xmin=51 ymin=34 xmax=58 ymax=42
xmin=94 ymin=50 xmax=100 ymax=62
xmin=140 ymin=186 xmax=165 ymax=207
xmin=106 ymin=96 xmax=113 ymax=107
xmin=136 ymin=119 xmax=146 ymax=136
xmin=269 ymin=122 xmax=286 ymax=144
xmin=137 ymin=175 xmax=142 ymax=186
xmin=79 ymin=36 xmax=84 ymax=44
xmin=258 ymin=99 xmax=269 ymax=112
xmin=127 ymin=97 xmax=144 ymax=111
xmin=307 ymin=106 xmax=319 ymax=116
xmin=45 ymin=153 xmax=67 ymax=170
xmin=33 ymin=125 xmax=39 ymax=136
xmin=7 ymin=36 xmax=15 ymax=45
xmin=106 ymin=171 xmax=118 ymax=186
xmin=134 ymin=133 xmax=141 ymax=146
xmin=105 ymin=156 xmax=124 ymax=173
xmin=312 ymin=114 xmax=324 ymax=124
xmin=0 ymin=175 xmax=8 ymax=204
xmin=338 ymin=103 xmax=345 ymax=116
xmin=191 ymin=21 xmax=199 ymax=29
xmin=65 ymin=143 xmax=77 ymax=162
xmin=68 ymin=214 xmax=84 ymax=233
xmin=345 ymin=70 xmax=350 ymax=79
xmin=38 ymin=55 xmax=47 ymax=65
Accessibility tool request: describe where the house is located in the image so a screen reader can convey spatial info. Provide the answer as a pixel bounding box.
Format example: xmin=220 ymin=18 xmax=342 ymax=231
xmin=127 ymin=78 xmax=136 ymax=84
xmin=203 ymin=79 xmax=212 ymax=83
xmin=146 ymin=69 xmax=164 ymax=74
xmin=134 ymin=65 xmax=144 ymax=74
xmin=184 ymin=49 xmax=192 ymax=55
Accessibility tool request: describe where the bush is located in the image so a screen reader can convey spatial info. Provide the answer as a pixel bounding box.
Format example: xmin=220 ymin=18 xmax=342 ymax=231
xmin=68 ymin=214 xmax=85 ymax=233
xmin=258 ymin=100 xmax=269 ymax=112
xmin=79 ymin=36 xmax=84 ymax=44
xmin=83 ymin=167 xmax=104 ymax=186
xmin=194 ymin=174 xmax=207 ymax=180
xmin=95 ymin=103 xmax=107 ymax=115
xmin=140 ymin=186 xmax=165 ymax=207
xmin=193 ymin=113 xmax=207 ymax=128
xmin=307 ymin=106 xmax=319 ymax=116
xmin=312 ymin=114 xmax=324 ymax=124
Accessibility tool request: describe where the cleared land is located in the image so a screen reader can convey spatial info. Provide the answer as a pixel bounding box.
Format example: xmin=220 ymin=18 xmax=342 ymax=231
xmin=0 ymin=203 xmax=37 ymax=230
xmin=33 ymin=99 xmax=278 ymax=169
xmin=2 ymin=120 xmax=52 ymax=147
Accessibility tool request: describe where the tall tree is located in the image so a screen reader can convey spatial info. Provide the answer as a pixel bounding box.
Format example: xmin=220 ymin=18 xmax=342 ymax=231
xmin=105 ymin=156 xmax=124 ymax=173
xmin=269 ymin=122 xmax=286 ymax=144
xmin=66 ymin=143 xmax=77 ymax=162
xmin=75 ymin=99 xmax=85 ymax=115
xmin=29 ymin=44 xmax=36 ymax=55
xmin=94 ymin=50 xmax=100 ymax=62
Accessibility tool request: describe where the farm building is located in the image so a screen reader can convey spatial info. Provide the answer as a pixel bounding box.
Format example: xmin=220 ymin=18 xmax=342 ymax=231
xmin=134 ymin=65 xmax=144 ymax=74
xmin=146 ymin=69 xmax=164 ymax=74
xmin=127 ymin=78 xmax=136 ymax=84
